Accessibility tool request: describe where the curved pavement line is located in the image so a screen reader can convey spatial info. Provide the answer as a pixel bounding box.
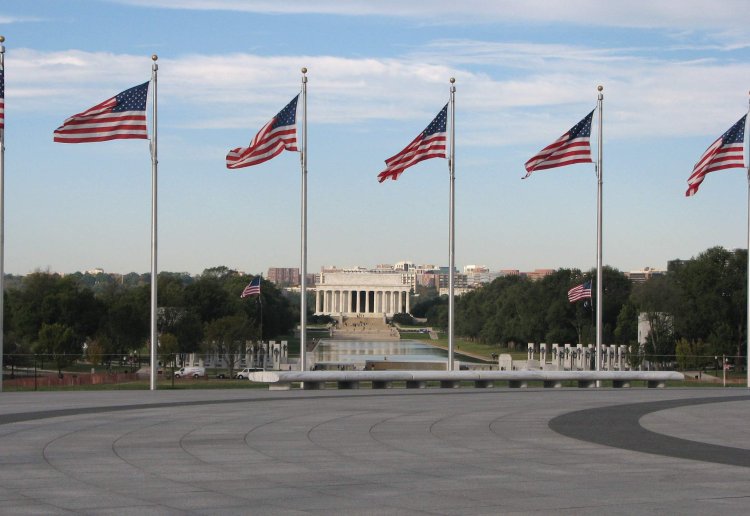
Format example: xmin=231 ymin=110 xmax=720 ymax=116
xmin=549 ymin=395 xmax=750 ymax=468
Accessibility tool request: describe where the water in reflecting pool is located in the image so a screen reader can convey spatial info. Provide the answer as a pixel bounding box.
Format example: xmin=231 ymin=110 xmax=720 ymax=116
xmin=311 ymin=339 xmax=449 ymax=367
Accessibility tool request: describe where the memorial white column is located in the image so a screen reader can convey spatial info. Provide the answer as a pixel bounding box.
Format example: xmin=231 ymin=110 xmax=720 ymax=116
xmin=405 ymin=290 xmax=410 ymax=314
xmin=315 ymin=290 xmax=321 ymax=313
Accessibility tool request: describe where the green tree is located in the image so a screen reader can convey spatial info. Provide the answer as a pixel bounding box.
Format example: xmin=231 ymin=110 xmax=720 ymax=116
xmin=204 ymin=315 xmax=250 ymax=377
xmin=36 ymin=322 xmax=79 ymax=374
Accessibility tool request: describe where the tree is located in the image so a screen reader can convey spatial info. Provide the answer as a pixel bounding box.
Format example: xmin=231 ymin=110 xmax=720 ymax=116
xmin=671 ymin=247 xmax=746 ymax=358
xmin=643 ymin=312 xmax=675 ymax=369
xmin=204 ymin=315 xmax=250 ymax=377
xmin=614 ymin=301 xmax=638 ymax=345
xmin=36 ymin=322 xmax=80 ymax=375
xmin=158 ymin=333 xmax=180 ymax=369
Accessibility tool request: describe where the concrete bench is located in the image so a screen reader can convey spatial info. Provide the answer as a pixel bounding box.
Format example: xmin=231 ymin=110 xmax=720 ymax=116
xmin=248 ymin=370 xmax=684 ymax=391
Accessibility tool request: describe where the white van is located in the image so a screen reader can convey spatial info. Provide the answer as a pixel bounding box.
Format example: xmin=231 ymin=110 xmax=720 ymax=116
xmin=174 ymin=366 xmax=205 ymax=379
xmin=235 ymin=368 xmax=260 ymax=379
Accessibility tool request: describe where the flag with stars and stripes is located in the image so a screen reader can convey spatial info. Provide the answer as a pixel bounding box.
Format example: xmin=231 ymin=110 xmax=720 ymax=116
xmin=568 ymin=281 xmax=592 ymax=303
xmin=226 ymin=95 xmax=299 ymax=169
xmin=241 ymin=276 xmax=261 ymax=298
xmin=686 ymin=115 xmax=746 ymax=197
xmin=53 ymin=82 xmax=149 ymax=143
xmin=0 ymin=65 xmax=5 ymax=130
xmin=523 ymin=110 xmax=594 ymax=178
xmin=378 ymin=104 xmax=448 ymax=183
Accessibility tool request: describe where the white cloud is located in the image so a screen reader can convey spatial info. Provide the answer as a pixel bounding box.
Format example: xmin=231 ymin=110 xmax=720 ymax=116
xmin=0 ymin=15 xmax=44 ymax=24
xmin=6 ymin=41 xmax=750 ymax=146
xmin=110 ymin=0 xmax=750 ymax=32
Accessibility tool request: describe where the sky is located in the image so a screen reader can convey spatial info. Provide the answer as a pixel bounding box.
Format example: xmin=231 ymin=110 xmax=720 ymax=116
xmin=2 ymin=0 xmax=750 ymax=277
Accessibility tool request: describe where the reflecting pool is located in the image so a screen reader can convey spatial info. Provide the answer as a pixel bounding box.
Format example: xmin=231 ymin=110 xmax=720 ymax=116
xmin=311 ymin=339 xmax=450 ymax=367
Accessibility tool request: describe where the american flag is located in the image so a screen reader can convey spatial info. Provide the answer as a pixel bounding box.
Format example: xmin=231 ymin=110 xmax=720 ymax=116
xmin=377 ymin=104 xmax=447 ymax=183
xmin=226 ymin=95 xmax=299 ymax=169
xmin=524 ymin=110 xmax=594 ymax=178
xmin=241 ymin=276 xmax=261 ymax=298
xmin=53 ymin=82 xmax=149 ymax=143
xmin=686 ymin=115 xmax=746 ymax=197
xmin=568 ymin=281 xmax=592 ymax=303
xmin=0 ymin=66 xmax=5 ymax=130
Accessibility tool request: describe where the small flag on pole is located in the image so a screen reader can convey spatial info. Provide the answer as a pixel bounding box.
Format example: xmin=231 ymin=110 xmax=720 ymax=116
xmin=524 ymin=110 xmax=594 ymax=178
xmin=241 ymin=277 xmax=261 ymax=298
xmin=568 ymin=281 xmax=592 ymax=303
xmin=226 ymin=95 xmax=299 ymax=169
xmin=378 ymin=104 xmax=448 ymax=183
xmin=53 ymin=82 xmax=150 ymax=143
xmin=686 ymin=115 xmax=746 ymax=197
xmin=0 ymin=65 xmax=5 ymax=129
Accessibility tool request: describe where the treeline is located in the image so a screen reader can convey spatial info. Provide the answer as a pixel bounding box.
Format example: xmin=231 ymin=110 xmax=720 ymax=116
xmin=413 ymin=247 xmax=747 ymax=366
xmin=3 ymin=266 xmax=297 ymax=373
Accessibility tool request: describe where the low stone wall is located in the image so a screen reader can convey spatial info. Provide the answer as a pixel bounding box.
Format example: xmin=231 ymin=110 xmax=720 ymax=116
xmin=3 ymin=372 xmax=139 ymax=389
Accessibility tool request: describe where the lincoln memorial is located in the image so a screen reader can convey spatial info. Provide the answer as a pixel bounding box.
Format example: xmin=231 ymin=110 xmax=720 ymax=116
xmin=315 ymin=270 xmax=412 ymax=316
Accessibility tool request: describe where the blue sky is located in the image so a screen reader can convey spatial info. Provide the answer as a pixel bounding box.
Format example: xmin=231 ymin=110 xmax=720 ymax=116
xmin=2 ymin=0 xmax=750 ymax=276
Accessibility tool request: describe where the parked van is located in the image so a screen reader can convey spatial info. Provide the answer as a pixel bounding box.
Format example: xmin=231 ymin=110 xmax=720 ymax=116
xmin=235 ymin=368 xmax=261 ymax=379
xmin=174 ymin=366 xmax=205 ymax=379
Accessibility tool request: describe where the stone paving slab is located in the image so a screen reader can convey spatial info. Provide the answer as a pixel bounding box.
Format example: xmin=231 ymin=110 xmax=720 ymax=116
xmin=0 ymin=388 xmax=748 ymax=514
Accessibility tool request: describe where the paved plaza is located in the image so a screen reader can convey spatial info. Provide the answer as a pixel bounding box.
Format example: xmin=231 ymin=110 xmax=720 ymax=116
xmin=0 ymin=387 xmax=748 ymax=515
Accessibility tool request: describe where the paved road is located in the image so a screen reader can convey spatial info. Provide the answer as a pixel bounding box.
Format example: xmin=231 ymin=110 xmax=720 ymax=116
xmin=0 ymin=388 xmax=748 ymax=515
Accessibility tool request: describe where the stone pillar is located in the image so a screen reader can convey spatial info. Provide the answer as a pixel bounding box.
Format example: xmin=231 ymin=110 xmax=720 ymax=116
xmin=355 ymin=290 xmax=361 ymax=313
xmin=405 ymin=290 xmax=411 ymax=314
xmin=365 ymin=290 xmax=370 ymax=313
xmin=396 ymin=291 xmax=402 ymax=313
xmin=527 ymin=343 xmax=534 ymax=361
xmin=316 ymin=290 xmax=321 ymax=313
xmin=540 ymin=343 xmax=547 ymax=364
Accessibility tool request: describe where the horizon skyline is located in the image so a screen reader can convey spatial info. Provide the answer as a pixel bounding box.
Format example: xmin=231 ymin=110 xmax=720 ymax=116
xmin=2 ymin=1 xmax=750 ymax=277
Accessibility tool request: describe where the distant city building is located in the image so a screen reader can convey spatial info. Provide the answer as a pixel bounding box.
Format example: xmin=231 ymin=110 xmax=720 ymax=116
xmin=525 ymin=269 xmax=555 ymax=281
xmin=463 ymin=265 xmax=493 ymax=286
xmin=267 ymin=267 xmax=300 ymax=287
xmin=626 ymin=267 xmax=667 ymax=283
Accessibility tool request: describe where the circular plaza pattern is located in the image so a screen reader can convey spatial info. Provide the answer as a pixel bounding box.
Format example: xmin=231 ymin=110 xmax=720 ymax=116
xmin=0 ymin=388 xmax=748 ymax=515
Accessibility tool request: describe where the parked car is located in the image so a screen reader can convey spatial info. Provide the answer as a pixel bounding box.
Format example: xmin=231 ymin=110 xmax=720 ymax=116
xmin=173 ymin=366 xmax=205 ymax=379
xmin=235 ymin=368 xmax=261 ymax=379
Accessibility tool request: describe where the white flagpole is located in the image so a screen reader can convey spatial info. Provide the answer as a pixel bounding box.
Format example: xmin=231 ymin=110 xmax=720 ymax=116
xmin=746 ymin=91 xmax=750 ymax=390
xmin=0 ymin=35 xmax=5 ymax=393
xmin=595 ymin=85 xmax=603 ymax=381
xmin=300 ymin=67 xmax=308 ymax=373
xmin=448 ymin=78 xmax=456 ymax=371
xmin=149 ymin=55 xmax=159 ymax=391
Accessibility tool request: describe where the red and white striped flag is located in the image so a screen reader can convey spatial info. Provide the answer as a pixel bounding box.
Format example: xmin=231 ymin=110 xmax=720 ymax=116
xmin=686 ymin=115 xmax=746 ymax=197
xmin=53 ymin=82 xmax=149 ymax=143
xmin=226 ymin=95 xmax=299 ymax=169
xmin=524 ymin=110 xmax=594 ymax=178
xmin=568 ymin=281 xmax=592 ymax=303
xmin=378 ymin=104 xmax=447 ymax=183
xmin=241 ymin=277 xmax=261 ymax=298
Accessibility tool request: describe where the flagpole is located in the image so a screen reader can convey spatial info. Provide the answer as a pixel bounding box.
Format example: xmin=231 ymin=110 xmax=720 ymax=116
xmin=0 ymin=35 xmax=5 ymax=393
xmin=149 ymin=54 xmax=159 ymax=391
xmin=300 ymin=67 xmax=308 ymax=373
xmin=595 ymin=85 xmax=603 ymax=382
xmin=448 ymin=78 xmax=456 ymax=371
xmin=746 ymin=90 xmax=750 ymax=390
